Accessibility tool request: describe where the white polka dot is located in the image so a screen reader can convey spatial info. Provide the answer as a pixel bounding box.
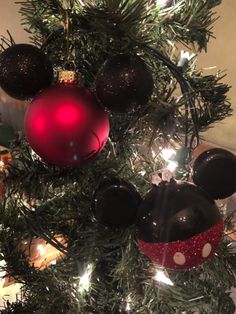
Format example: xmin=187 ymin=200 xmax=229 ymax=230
xmin=202 ymin=243 xmax=212 ymax=258
xmin=173 ymin=252 xmax=186 ymax=265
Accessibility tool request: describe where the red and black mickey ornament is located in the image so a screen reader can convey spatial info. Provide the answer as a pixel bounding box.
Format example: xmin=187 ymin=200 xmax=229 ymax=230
xmin=136 ymin=179 xmax=223 ymax=270
xmin=192 ymin=148 xmax=236 ymax=200
xmin=24 ymin=73 xmax=110 ymax=167
xmin=92 ymin=177 xmax=142 ymax=227
xmin=0 ymin=44 xmax=53 ymax=100
xmin=96 ymin=54 xmax=153 ymax=113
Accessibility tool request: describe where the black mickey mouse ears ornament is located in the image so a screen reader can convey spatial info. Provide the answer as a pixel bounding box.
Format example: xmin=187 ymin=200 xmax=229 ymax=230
xmin=136 ymin=170 xmax=223 ymax=270
xmin=92 ymin=177 xmax=142 ymax=227
xmin=192 ymin=148 xmax=236 ymax=200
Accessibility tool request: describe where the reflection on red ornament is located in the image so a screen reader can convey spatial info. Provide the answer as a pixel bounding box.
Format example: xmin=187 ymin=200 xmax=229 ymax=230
xmin=24 ymin=84 xmax=110 ymax=167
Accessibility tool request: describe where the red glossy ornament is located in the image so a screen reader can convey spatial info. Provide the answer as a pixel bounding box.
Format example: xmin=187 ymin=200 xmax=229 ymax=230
xmin=24 ymin=84 xmax=110 ymax=166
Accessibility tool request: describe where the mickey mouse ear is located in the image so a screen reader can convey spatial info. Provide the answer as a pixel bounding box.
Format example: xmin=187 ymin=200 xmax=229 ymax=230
xmin=192 ymin=148 xmax=236 ymax=200
xmin=92 ymin=177 xmax=142 ymax=227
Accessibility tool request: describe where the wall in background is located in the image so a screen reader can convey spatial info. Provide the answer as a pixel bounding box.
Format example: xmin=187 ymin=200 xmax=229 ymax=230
xmin=0 ymin=1 xmax=29 ymax=43
xmin=198 ymin=0 xmax=236 ymax=151
xmin=0 ymin=0 xmax=235 ymax=150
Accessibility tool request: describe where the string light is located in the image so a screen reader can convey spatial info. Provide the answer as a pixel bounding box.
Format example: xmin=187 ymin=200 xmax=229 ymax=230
xmin=125 ymin=294 xmax=132 ymax=313
xmin=160 ymin=148 xmax=178 ymax=172
xmin=180 ymin=51 xmax=195 ymax=60
xmin=160 ymin=148 xmax=176 ymax=161
xmin=167 ymin=160 xmax=178 ymax=172
xmin=154 ymin=269 xmax=174 ymax=286
xmin=156 ymin=0 xmax=169 ymax=6
xmin=139 ymin=170 xmax=146 ymax=176
xmin=0 ymin=160 xmax=5 ymax=171
xmin=78 ymin=264 xmax=93 ymax=293
xmin=155 ymin=0 xmax=176 ymax=8
xmin=177 ymin=51 xmax=195 ymax=69
xmin=37 ymin=244 xmax=47 ymax=257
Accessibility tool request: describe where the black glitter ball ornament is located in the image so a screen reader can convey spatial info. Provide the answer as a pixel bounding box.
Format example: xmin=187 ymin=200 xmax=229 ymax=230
xmin=92 ymin=177 xmax=142 ymax=227
xmin=0 ymin=44 xmax=53 ymax=100
xmin=96 ymin=54 xmax=153 ymax=112
xmin=192 ymin=148 xmax=236 ymax=199
xmin=136 ymin=180 xmax=223 ymax=269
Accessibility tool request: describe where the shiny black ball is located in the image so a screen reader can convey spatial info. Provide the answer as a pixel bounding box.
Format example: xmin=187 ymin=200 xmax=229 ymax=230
xmin=96 ymin=54 xmax=153 ymax=112
xmin=0 ymin=44 xmax=53 ymax=100
xmin=192 ymin=148 xmax=236 ymax=199
xmin=92 ymin=177 xmax=142 ymax=227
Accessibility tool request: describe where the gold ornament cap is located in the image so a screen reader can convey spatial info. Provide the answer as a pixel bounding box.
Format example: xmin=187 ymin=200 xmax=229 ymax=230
xmin=58 ymin=70 xmax=77 ymax=84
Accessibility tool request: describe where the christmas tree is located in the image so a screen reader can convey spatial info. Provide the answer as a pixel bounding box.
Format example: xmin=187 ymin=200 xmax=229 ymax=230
xmin=0 ymin=0 xmax=236 ymax=313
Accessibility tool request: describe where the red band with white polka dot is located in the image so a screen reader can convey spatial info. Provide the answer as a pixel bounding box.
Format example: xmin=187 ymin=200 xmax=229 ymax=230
xmin=137 ymin=220 xmax=224 ymax=270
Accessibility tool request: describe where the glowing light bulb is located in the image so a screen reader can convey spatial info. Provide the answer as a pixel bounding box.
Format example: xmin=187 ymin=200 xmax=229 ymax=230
xmin=180 ymin=50 xmax=195 ymax=61
xmin=125 ymin=295 xmax=132 ymax=312
xmin=156 ymin=0 xmax=168 ymax=6
xmin=160 ymin=148 xmax=176 ymax=161
xmin=0 ymin=160 xmax=5 ymax=171
xmin=178 ymin=51 xmax=195 ymax=68
xmin=167 ymin=160 xmax=178 ymax=172
xmin=154 ymin=269 xmax=174 ymax=286
xmin=155 ymin=0 xmax=176 ymax=8
xmin=37 ymin=244 xmax=46 ymax=256
xmin=78 ymin=264 xmax=93 ymax=293
xmin=126 ymin=301 xmax=131 ymax=311
xmin=139 ymin=170 xmax=146 ymax=176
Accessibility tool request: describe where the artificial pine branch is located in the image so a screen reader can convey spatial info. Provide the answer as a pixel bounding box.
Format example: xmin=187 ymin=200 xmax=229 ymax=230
xmin=0 ymin=0 xmax=235 ymax=313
